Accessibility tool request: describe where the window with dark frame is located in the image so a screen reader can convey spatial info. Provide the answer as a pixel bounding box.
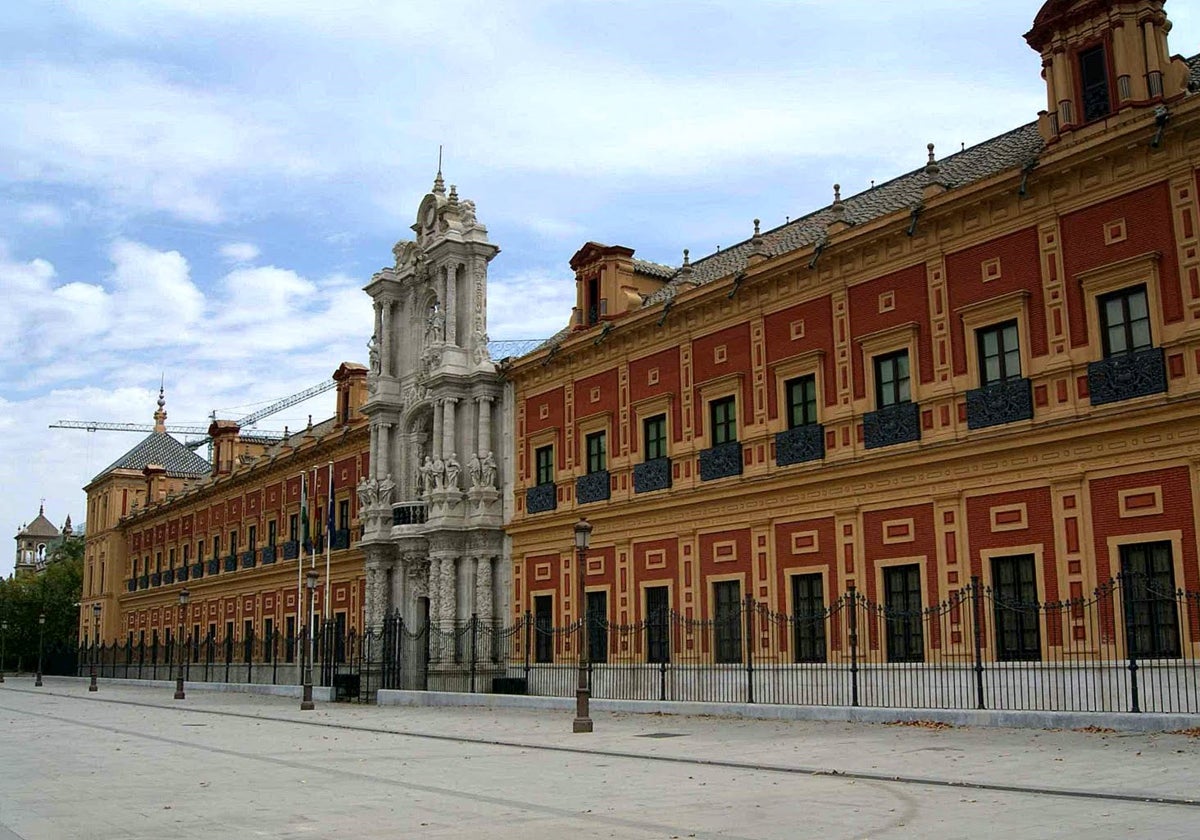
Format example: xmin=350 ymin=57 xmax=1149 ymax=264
xmin=884 ymin=564 xmax=924 ymax=663
xmin=643 ymin=414 xmax=667 ymax=461
xmin=586 ymin=590 xmax=608 ymax=664
xmin=289 ymin=514 xmax=298 ymax=543
xmin=1120 ymin=541 xmax=1180 ymax=659
xmin=785 ymin=375 xmax=818 ymax=428
xmin=646 ymin=586 xmax=670 ymax=664
xmin=1078 ymin=44 xmax=1112 ymax=122
xmin=977 ymin=321 xmax=1021 ymax=386
xmin=268 ymin=520 xmax=277 ymax=547
xmin=533 ymin=595 xmax=554 ymax=663
xmin=585 ymin=431 xmax=607 ymax=474
xmin=713 ymin=580 xmax=743 ymax=664
xmin=338 ymin=499 xmax=350 ymax=530
xmin=1099 ymin=286 xmax=1152 ymax=358
xmin=248 ymin=525 xmax=257 ymax=550
xmin=791 ymin=573 xmax=827 ymax=663
xmin=874 ymin=351 xmax=911 ymax=408
xmin=710 ymin=396 xmax=737 ymax=445
xmin=535 ymin=445 xmax=554 ymax=486
xmin=992 ymin=554 xmax=1041 ymax=662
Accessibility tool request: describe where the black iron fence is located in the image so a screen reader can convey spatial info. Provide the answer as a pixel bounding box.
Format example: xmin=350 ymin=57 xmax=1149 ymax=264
xmin=77 ymin=575 xmax=1200 ymax=714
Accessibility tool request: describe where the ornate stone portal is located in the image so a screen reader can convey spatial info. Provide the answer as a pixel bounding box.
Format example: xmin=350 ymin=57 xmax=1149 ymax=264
xmin=359 ymin=173 xmax=509 ymax=655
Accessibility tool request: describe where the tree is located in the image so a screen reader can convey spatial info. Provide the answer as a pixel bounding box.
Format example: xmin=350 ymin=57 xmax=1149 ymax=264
xmin=0 ymin=538 xmax=82 ymax=673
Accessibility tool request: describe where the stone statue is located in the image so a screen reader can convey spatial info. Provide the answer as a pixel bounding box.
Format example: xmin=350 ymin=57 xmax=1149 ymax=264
xmin=445 ymin=452 xmax=461 ymax=489
xmin=467 ymin=453 xmax=483 ymax=488
xmin=426 ymin=307 xmax=445 ymax=345
xmin=393 ymin=240 xmax=418 ymax=270
xmin=377 ymin=473 xmax=396 ymax=507
xmin=459 ymin=199 xmax=477 ymax=228
xmin=356 ymin=476 xmax=377 ymax=511
xmin=418 ymin=456 xmax=434 ymax=496
xmin=368 ymin=334 xmax=380 ymax=375
xmin=431 ymin=456 xmax=446 ymax=490
xmin=480 ymin=451 xmax=497 ymax=488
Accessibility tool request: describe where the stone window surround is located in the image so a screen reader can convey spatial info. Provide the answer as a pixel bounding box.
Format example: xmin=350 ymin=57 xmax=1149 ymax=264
xmin=575 ymin=411 xmax=612 ymax=476
xmin=630 ymin=393 xmax=673 ymax=460
xmin=695 ymin=372 xmax=744 ymax=446
xmin=527 ymin=427 xmax=558 ymax=487
xmin=1077 ymin=251 xmax=1162 ymax=360
xmin=857 ymin=322 xmax=920 ymax=410
xmin=956 ymin=290 xmax=1032 ymax=389
xmin=769 ymin=349 xmax=826 ymax=434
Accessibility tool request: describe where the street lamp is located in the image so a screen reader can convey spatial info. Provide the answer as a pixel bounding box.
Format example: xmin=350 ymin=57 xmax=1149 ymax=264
xmin=573 ymin=517 xmax=593 ymax=734
xmin=300 ymin=570 xmax=318 ymax=711
xmin=0 ymin=621 xmax=7 ymax=684
xmin=175 ymin=589 xmax=189 ymax=700
xmin=89 ymin=604 xmax=101 ymax=692
xmin=35 ymin=613 xmax=46 ymax=687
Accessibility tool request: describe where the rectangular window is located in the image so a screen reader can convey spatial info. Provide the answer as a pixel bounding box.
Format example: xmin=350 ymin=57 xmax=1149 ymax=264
xmin=643 ymin=414 xmax=667 ymax=461
xmin=713 ymin=580 xmax=743 ymax=664
xmin=785 ymin=375 xmax=818 ymax=428
xmin=1099 ymin=286 xmax=1152 ymax=357
xmin=535 ymin=445 xmax=554 ymax=486
xmin=710 ymin=396 xmax=737 ymax=446
xmin=645 ymin=586 xmax=670 ymax=664
xmin=874 ymin=351 xmax=911 ymax=408
xmin=267 ymin=520 xmax=277 ymax=547
xmin=977 ymin=321 xmax=1021 ymax=386
xmin=884 ymin=564 xmax=924 ymax=663
xmin=213 ymin=535 xmax=220 ymax=558
xmin=229 ymin=531 xmax=237 ymax=555
xmin=155 ymin=552 xmax=162 ymax=573
xmin=992 ymin=554 xmax=1041 ymax=662
xmin=248 ymin=525 xmax=257 ymax=550
xmin=586 ymin=590 xmax=608 ymax=664
xmin=1079 ymin=44 xmax=1111 ymax=122
xmin=585 ymin=431 xmax=606 ymax=474
xmin=182 ymin=544 xmax=190 ymax=563
xmin=534 ymin=595 xmax=554 ymax=663
xmin=168 ymin=548 xmax=175 ymax=569
xmin=264 ymin=618 xmax=275 ymax=661
xmin=791 ymin=573 xmax=827 ymax=663
xmin=1120 ymin=541 xmax=1180 ymax=659
xmin=338 ymin=500 xmax=350 ymax=530
xmin=289 ymin=514 xmax=298 ymax=543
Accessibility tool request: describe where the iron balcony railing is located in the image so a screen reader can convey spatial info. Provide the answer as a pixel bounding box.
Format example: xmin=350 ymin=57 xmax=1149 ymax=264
xmin=966 ymin=377 xmax=1033 ymax=430
xmin=576 ymin=470 xmax=611 ymax=504
xmin=392 ymin=502 xmax=428 ymax=526
xmin=775 ymin=423 xmax=825 ymax=466
xmin=526 ymin=483 xmax=557 ymax=514
xmin=261 ymin=545 xmax=277 ymax=565
xmin=863 ymin=401 xmax=921 ymax=449
xmin=633 ymin=457 xmax=672 ymax=494
xmin=1087 ymin=347 xmax=1167 ymax=406
xmin=699 ymin=441 xmax=743 ymax=481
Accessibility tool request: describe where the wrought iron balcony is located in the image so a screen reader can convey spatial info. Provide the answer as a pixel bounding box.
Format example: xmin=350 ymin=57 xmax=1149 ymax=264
xmin=699 ymin=441 xmax=743 ymax=481
xmin=633 ymin=457 xmax=672 ymax=494
xmin=331 ymin=529 xmax=351 ymax=550
xmin=261 ymin=545 xmax=277 ymax=565
xmin=178 ymin=565 xmax=190 ymax=582
xmin=163 ymin=568 xmax=175 ymax=585
xmin=282 ymin=540 xmax=300 ymax=561
xmin=224 ymin=555 xmax=237 ymax=572
xmin=775 ymin=423 xmax=825 ymax=467
xmin=240 ymin=550 xmax=256 ymax=569
xmin=966 ymin=377 xmax=1033 ymax=430
xmin=138 ymin=574 xmax=149 ymax=589
xmin=206 ymin=558 xmax=219 ymax=576
xmin=392 ymin=502 xmax=428 ymax=526
xmin=193 ymin=562 xmax=205 ymax=579
xmin=127 ymin=578 xmax=137 ymax=593
xmin=526 ymin=482 xmax=557 ymax=514
xmin=150 ymin=572 xmax=161 ymax=587
xmin=863 ymin=402 xmax=921 ymax=450
xmin=576 ymin=470 xmax=611 ymax=504
xmin=1087 ymin=348 xmax=1167 ymax=406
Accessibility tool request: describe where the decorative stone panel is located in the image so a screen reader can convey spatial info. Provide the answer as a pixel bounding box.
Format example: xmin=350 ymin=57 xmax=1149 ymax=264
xmin=576 ymin=470 xmax=611 ymax=504
xmin=1087 ymin=348 xmax=1166 ymax=406
xmin=774 ymin=424 xmax=825 ymax=466
xmin=863 ymin=402 xmax=921 ymax=450
xmin=699 ymin=441 xmax=743 ymax=481
xmin=633 ymin=458 xmax=672 ymax=494
xmin=966 ymin=377 xmax=1033 ymax=429
xmin=526 ymin=482 xmax=557 ymax=514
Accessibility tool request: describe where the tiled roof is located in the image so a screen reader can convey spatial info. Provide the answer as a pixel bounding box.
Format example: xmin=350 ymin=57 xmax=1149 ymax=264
xmin=632 ymin=258 xmax=676 ymax=279
xmin=94 ymin=432 xmax=211 ymax=483
xmin=19 ymin=513 xmax=59 ymax=538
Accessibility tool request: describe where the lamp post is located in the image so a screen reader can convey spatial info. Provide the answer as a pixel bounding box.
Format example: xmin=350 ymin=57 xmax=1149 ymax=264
xmin=89 ymin=604 xmax=101 ymax=692
xmin=0 ymin=621 xmax=7 ymax=684
xmin=573 ymin=517 xmax=593 ymax=734
xmin=175 ymin=589 xmax=189 ymax=700
xmin=300 ymin=570 xmax=318 ymax=711
xmin=35 ymin=613 xmax=45 ymax=687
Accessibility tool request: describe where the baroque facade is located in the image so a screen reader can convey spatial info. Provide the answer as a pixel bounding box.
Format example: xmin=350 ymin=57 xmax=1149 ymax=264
xmin=358 ymin=174 xmax=511 ymax=638
xmin=503 ymin=0 xmax=1200 ymax=668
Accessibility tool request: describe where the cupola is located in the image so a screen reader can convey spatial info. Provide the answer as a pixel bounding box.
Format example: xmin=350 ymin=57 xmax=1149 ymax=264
xmin=1025 ymin=0 xmax=1191 ymax=141
xmin=568 ymin=242 xmax=670 ymax=329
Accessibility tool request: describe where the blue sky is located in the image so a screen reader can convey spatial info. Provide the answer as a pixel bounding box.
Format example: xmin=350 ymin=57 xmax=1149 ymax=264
xmin=2 ymin=0 xmax=1197 ymax=575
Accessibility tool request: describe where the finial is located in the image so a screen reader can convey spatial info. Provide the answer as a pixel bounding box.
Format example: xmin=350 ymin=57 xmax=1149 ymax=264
xmin=753 ymin=219 xmax=761 ymax=237
xmin=925 ymin=143 xmax=940 ymax=177
xmin=449 ymin=185 xmax=459 ymax=206
xmin=432 ymin=145 xmax=446 ymax=195
xmin=830 ymin=183 xmax=846 ymax=222
xmin=679 ymin=248 xmax=694 ymax=282
xmin=307 ymin=414 xmax=313 ymax=429
xmin=39 ymin=500 xmax=44 ymax=516
xmin=682 ymin=248 xmax=690 ymax=267
xmin=750 ymin=219 xmax=766 ymax=257
xmin=153 ymin=381 xmax=167 ymax=433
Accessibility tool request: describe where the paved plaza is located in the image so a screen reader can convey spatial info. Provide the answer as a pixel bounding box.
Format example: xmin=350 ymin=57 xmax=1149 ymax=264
xmin=0 ymin=678 xmax=1198 ymax=839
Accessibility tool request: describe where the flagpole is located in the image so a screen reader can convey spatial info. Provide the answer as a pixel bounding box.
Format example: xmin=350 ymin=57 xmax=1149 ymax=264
xmin=325 ymin=461 xmax=333 ymax=625
xmin=297 ymin=472 xmax=304 ymax=650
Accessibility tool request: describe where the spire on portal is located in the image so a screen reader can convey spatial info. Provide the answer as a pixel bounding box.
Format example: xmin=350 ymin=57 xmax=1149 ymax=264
xmin=153 ymin=380 xmax=167 ymax=433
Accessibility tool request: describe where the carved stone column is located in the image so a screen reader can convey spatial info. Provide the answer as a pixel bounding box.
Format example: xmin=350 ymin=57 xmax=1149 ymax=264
xmin=440 ymin=555 xmax=458 ymax=659
xmin=432 ymin=399 xmax=444 ymax=459
xmin=427 ymin=556 xmax=442 ymax=631
xmin=445 ymin=263 xmax=458 ymax=346
xmin=477 ymin=395 xmax=493 ymax=456
xmin=369 ymin=425 xmax=380 ymax=481
xmin=380 ymin=298 xmax=394 ymax=377
xmin=475 ymin=555 xmax=493 ymax=626
xmin=442 ymin=398 xmax=457 ymax=461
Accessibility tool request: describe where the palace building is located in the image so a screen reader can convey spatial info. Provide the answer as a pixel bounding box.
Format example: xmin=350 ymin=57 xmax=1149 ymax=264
xmin=503 ymin=0 xmax=1200 ymax=669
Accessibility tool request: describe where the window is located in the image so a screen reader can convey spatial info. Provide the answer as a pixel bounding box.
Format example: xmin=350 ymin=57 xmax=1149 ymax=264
xmin=977 ymin=321 xmax=1021 ymax=386
xmin=338 ymin=500 xmax=350 ymax=530
xmin=182 ymin=544 xmax=190 ymax=563
xmin=1121 ymin=541 xmax=1180 ymax=659
xmin=646 ymin=586 xmax=670 ymax=664
xmin=229 ymin=531 xmax=238 ymax=555
xmin=285 ymin=615 xmax=296 ymax=663
xmin=874 ymin=351 xmax=911 ymax=408
xmin=643 ymin=414 xmax=667 ymax=461
xmin=586 ymin=590 xmax=608 ymax=664
xmin=585 ymin=277 xmax=600 ymax=325
xmin=710 ymin=396 xmax=737 ymax=445
xmin=264 ymin=618 xmax=275 ymax=661
xmin=243 ymin=619 xmax=253 ymax=662
xmin=534 ymin=595 xmax=554 ymax=663
xmin=992 ymin=555 xmax=1041 ymax=661
xmin=791 ymin=573 xmax=827 ymax=663
xmin=585 ymin=431 xmax=606 ymax=474
xmin=1099 ymin=286 xmax=1151 ymax=357
xmin=713 ymin=580 xmax=743 ymax=664
xmin=785 ymin=375 xmax=818 ymax=428
xmin=1079 ymin=44 xmax=1111 ymax=122
xmin=535 ymin=445 xmax=554 ymax=486
xmin=289 ymin=514 xmax=298 ymax=543
xmin=168 ymin=548 xmax=175 ymax=569
xmin=267 ymin=520 xmax=277 ymax=548
xmin=212 ymin=535 xmax=220 ymax=558
xmin=884 ymin=564 xmax=924 ymax=663
xmin=155 ymin=552 xmax=162 ymax=573
xmin=248 ymin=525 xmax=257 ymax=550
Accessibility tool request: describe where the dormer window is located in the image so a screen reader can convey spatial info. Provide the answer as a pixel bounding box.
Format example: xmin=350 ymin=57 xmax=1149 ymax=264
xmin=1078 ymin=44 xmax=1111 ymax=123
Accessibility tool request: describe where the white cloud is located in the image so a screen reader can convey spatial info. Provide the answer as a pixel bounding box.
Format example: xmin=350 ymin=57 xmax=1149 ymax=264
xmin=17 ymin=202 xmax=65 ymax=227
xmin=218 ymin=242 xmax=260 ymax=263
